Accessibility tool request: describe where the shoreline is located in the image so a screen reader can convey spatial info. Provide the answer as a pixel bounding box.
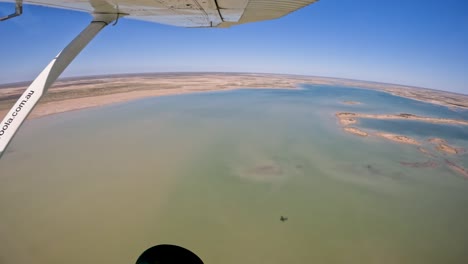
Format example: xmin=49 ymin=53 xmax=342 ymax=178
xmin=0 ymin=73 xmax=324 ymax=120
xmin=1 ymin=87 xmax=247 ymax=120
xmin=1 ymin=73 xmax=467 ymax=121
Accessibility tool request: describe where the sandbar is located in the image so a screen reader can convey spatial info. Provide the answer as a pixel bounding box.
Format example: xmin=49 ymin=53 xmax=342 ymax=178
xmin=445 ymin=160 xmax=468 ymax=179
xmin=375 ymin=133 xmax=420 ymax=145
xmin=343 ymin=127 xmax=368 ymax=137
xmin=336 ymin=112 xmax=468 ymax=126
xmin=337 ymin=115 xmax=358 ymax=126
xmin=428 ymin=138 xmax=465 ymax=155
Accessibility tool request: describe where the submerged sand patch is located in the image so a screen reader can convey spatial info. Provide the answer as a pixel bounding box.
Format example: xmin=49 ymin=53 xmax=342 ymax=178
xmin=247 ymin=164 xmax=283 ymax=176
xmin=417 ymin=147 xmax=433 ymax=156
xmin=238 ymin=162 xmax=286 ymax=183
xmin=342 ymin=101 xmax=362 ymax=105
xmin=400 ymin=160 xmax=438 ymax=168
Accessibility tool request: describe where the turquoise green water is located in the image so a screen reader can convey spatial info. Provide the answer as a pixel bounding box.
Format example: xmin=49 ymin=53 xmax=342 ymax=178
xmin=0 ymin=85 xmax=467 ymax=264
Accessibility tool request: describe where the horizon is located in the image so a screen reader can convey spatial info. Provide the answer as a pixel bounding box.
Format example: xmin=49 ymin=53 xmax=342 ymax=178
xmin=1 ymin=71 xmax=467 ymax=96
xmin=0 ymin=0 xmax=467 ymax=94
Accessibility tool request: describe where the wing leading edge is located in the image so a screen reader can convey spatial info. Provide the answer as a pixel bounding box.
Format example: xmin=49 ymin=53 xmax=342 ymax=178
xmin=1 ymin=0 xmax=318 ymax=27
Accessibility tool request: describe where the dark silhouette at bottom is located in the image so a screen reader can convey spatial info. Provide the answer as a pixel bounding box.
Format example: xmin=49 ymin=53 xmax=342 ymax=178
xmin=136 ymin=244 xmax=203 ymax=264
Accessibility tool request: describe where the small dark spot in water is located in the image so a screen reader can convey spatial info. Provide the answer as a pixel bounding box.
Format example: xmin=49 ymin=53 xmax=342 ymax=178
xmin=365 ymin=164 xmax=381 ymax=175
xmin=296 ymin=164 xmax=303 ymax=169
xmin=398 ymin=113 xmax=416 ymax=118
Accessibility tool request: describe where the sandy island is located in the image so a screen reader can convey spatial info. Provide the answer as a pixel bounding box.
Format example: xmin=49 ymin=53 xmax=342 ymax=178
xmin=343 ymin=127 xmax=368 ymax=137
xmin=337 ymin=116 xmax=358 ymax=126
xmin=375 ymin=132 xmax=420 ymax=145
xmin=428 ymin=138 xmax=465 ymax=155
xmin=2 ymin=73 xmax=468 ymax=120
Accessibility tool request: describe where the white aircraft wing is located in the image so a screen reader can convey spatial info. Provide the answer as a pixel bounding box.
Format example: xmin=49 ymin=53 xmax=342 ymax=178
xmin=2 ymin=0 xmax=318 ymax=27
xmin=0 ymin=0 xmax=319 ymax=157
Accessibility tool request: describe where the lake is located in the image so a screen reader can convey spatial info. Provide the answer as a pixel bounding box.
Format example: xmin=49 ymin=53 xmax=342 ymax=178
xmin=1 ymin=85 xmax=467 ymax=264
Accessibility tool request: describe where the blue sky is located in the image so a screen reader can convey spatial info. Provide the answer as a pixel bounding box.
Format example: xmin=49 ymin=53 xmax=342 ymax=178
xmin=0 ymin=0 xmax=467 ymax=94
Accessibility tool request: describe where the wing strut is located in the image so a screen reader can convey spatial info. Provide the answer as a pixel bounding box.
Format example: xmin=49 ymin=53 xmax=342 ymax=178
xmin=0 ymin=14 xmax=117 ymax=158
xmin=0 ymin=0 xmax=23 ymax=21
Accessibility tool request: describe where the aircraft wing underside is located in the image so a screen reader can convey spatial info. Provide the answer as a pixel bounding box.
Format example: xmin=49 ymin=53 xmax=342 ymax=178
xmin=1 ymin=0 xmax=318 ymax=27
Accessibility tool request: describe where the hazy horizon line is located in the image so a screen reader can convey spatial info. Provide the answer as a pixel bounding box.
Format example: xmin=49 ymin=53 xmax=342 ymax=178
xmin=1 ymin=71 xmax=466 ymax=96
